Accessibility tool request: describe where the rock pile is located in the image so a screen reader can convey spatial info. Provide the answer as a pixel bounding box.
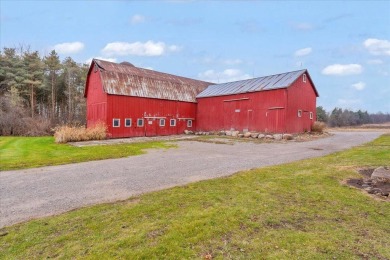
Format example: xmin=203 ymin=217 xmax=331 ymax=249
xmin=348 ymin=166 xmax=390 ymax=199
xmin=184 ymin=130 xmax=296 ymax=141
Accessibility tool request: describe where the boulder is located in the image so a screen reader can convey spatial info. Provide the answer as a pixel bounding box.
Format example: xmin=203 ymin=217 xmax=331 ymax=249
xmin=371 ymin=166 xmax=390 ymax=181
xmin=265 ymin=135 xmax=274 ymax=139
xmin=273 ymin=134 xmax=283 ymax=140
xmin=232 ymin=131 xmax=240 ymax=137
xmin=244 ymin=132 xmax=252 ymax=138
xmin=283 ymin=134 xmax=294 ymax=140
xmin=218 ymin=131 xmax=226 ymax=136
xmin=250 ymin=132 xmax=259 ymax=138
xmin=225 ymin=131 xmax=232 ymax=136
xmin=238 ymin=134 xmax=244 ymax=138
xmin=184 ymin=130 xmax=194 ymax=135
xmin=258 ymin=134 xmax=265 ymax=139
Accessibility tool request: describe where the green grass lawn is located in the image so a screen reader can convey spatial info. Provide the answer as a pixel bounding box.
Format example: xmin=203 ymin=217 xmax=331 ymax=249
xmin=0 ymin=136 xmax=173 ymax=171
xmin=0 ymin=135 xmax=389 ymax=259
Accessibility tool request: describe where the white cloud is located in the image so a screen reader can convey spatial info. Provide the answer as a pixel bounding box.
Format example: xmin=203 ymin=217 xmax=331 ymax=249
xmin=367 ymin=59 xmax=383 ymax=65
xmin=351 ymin=81 xmax=366 ymax=91
xmin=294 ymin=47 xmax=312 ymax=57
xmin=198 ymin=69 xmax=252 ymax=83
xmin=322 ymin=64 xmax=363 ymax=76
xmin=363 ymin=38 xmax=390 ymax=56
xmin=130 ymin=14 xmax=146 ymax=25
xmin=102 ymin=41 xmax=180 ymax=57
xmin=85 ymin=57 xmax=117 ymax=65
xmin=53 ymin=42 xmax=84 ymax=54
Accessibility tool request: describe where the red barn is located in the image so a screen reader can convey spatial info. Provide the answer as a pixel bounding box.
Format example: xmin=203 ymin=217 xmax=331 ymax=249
xmin=84 ymin=59 xmax=210 ymax=138
xmin=85 ymin=60 xmax=318 ymax=137
xmin=196 ymin=70 xmax=319 ymax=133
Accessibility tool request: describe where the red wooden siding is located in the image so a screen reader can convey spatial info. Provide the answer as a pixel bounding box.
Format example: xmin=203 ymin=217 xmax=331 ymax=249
xmin=285 ymin=73 xmax=317 ymax=133
xmin=106 ymin=95 xmax=196 ymax=138
xmin=196 ymin=89 xmax=288 ymax=133
xmin=196 ymin=73 xmax=317 ymax=133
xmin=86 ymin=68 xmax=107 ymax=127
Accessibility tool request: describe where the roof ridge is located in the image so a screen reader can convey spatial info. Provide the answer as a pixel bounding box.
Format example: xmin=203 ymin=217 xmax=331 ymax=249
xmin=94 ymin=59 xmax=212 ymax=85
xmin=210 ymin=69 xmax=307 ymax=86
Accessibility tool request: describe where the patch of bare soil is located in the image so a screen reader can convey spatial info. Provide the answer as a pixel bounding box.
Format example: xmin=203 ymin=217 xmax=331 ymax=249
xmin=347 ymin=168 xmax=390 ymax=201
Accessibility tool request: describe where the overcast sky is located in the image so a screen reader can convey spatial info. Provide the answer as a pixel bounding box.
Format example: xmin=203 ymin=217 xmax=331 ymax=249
xmin=1 ymin=0 xmax=389 ymax=113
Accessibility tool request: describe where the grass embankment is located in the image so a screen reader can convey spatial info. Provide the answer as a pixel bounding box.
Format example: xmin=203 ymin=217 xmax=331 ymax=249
xmin=1 ymin=135 xmax=389 ymax=259
xmin=0 ymin=136 xmax=173 ymax=171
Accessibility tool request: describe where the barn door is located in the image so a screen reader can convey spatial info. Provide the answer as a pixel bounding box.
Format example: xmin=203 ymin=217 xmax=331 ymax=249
xmin=145 ymin=118 xmax=157 ymax=137
xmin=223 ymin=99 xmax=249 ymax=131
xmin=266 ymin=108 xmax=285 ymax=133
xmin=303 ymin=111 xmax=311 ymax=132
xmin=223 ymin=101 xmax=234 ymax=130
xmin=245 ymin=110 xmax=253 ymax=131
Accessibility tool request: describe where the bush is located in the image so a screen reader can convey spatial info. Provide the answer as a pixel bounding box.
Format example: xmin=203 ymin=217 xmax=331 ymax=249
xmin=54 ymin=122 xmax=107 ymax=143
xmin=311 ymin=121 xmax=326 ymax=133
xmin=0 ymin=92 xmax=52 ymax=136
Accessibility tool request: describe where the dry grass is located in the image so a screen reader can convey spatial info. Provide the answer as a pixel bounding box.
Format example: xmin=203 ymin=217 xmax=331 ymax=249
xmin=311 ymin=121 xmax=326 ymax=133
xmin=54 ymin=123 xmax=107 ymax=143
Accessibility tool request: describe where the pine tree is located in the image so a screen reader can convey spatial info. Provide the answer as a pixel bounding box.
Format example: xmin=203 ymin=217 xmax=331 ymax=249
xmin=23 ymin=51 xmax=44 ymax=118
xmin=43 ymin=50 xmax=61 ymax=120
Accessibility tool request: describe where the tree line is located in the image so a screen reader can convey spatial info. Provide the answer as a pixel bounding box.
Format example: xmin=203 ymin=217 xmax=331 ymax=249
xmin=0 ymin=46 xmax=88 ymax=135
xmin=316 ymin=106 xmax=390 ymax=127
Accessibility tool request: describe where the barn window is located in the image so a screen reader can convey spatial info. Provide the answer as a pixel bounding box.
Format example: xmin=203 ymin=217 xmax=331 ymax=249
xmin=170 ymin=119 xmax=176 ymax=127
xmin=159 ymin=118 xmax=166 ymax=126
xmin=187 ymin=120 xmax=193 ymax=128
xmin=137 ymin=118 xmax=144 ymax=127
xmin=298 ymin=110 xmax=302 ymax=117
xmin=310 ymin=112 xmax=313 ymax=120
xmin=125 ymin=118 xmax=132 ymax=127
xmin=303 ymin=74 xmax=307 ymax=83
xmin=113 ymin=118 xmax=120 ymax=127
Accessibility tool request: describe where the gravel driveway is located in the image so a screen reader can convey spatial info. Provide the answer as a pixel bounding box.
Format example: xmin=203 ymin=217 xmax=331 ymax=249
xmin=0 ymin=131 xmax=384 ymax=228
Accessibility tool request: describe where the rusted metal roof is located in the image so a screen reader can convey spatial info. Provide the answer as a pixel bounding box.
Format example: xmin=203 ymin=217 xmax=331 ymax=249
xmin=93 ymin=59 xmax=211 ymax=103
xmin=197 ymin=69 xmax=313 ymax=98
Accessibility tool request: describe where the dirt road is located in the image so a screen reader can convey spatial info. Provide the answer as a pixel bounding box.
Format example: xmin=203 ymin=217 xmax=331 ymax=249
xmin=0 ymin=131 xmax=384 ymax=228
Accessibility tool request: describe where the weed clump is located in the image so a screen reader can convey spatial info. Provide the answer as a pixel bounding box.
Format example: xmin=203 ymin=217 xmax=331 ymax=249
xmin=54 ymin=122 xmax=107 ymax=143
xmin=311 ymin=121 xmax=326 ymax=133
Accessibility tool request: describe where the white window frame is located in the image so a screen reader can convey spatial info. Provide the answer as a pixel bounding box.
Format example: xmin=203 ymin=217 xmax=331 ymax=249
xmin=310 ymin=112 xmax=313 ymax=120
xmin=113 ymin=118 xmax=120 ymax=127
xmin=137 ymin=118 xmax=144 ymax=127
xmin=187 ymin=120 xmax=193 ymax=127
xmin=125 ymin=118 xmax=132 ymax=127
xmin=298 ymin=110 xmax=302 ymax=118
xmin=170 ymin=119 xmax=176 ymax=127
xmin=303 ymin=74 xmax=306 ymax=83
xmin=159 ymin=118 xmax=166 ymax=126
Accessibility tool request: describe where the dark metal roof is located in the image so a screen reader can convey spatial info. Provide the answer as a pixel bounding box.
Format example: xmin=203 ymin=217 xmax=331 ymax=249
xmin=92 ymin=59 xmax=211 ymax=103
xmin=197 ymin=69 xmax=314 ymax=98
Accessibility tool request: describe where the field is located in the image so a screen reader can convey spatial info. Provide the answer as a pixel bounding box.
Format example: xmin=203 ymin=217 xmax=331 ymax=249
xmin=0 ymin=136 xmax=173 ymax=171
xmin=0 ymin=134 xmax=389 ymax=259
